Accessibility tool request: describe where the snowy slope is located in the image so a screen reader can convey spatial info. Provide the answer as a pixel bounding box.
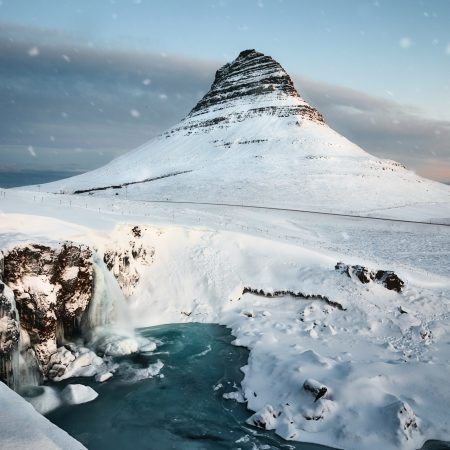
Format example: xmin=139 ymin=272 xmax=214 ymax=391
xmin=0 ymin=382 xmax=85 ymax=450
xmin=1 ymin=188 xmax=450 ymax=450
xmin=30 ymin=50 xmax=450 ymax=218
xmin=2 ymin=49 xmax=450 ymax=450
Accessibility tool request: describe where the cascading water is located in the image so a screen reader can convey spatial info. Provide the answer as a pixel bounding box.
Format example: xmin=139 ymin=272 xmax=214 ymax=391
xmin=84 ymin=257 xmax=134 ymax=336
xmin=82 ymin=256 xmax=144 ymax=357
xmin=0 ymin=281 xmax=41 ymax=390
xmin=17 ymin=330 xmax=41 ymax=388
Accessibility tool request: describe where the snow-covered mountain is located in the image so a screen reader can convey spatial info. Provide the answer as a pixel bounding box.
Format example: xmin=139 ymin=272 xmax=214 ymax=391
xmin=2 ymin=49 xmax=450 ymax=450
xmin=36 ymin=49 xmax=450 ymax=216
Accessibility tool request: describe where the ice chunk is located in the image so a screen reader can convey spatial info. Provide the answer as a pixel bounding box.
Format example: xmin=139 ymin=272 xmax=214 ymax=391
xmin=61 ymin=384 xmax=98 ymax=405
xmin=95 ymin=372 xmax=113 ymax=383
xmin=223 ymin=390 xmax=246 ymax=402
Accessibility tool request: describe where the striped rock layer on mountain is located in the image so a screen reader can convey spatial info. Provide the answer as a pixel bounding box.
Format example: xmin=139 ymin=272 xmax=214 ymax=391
xmin=34 ymin=49 xmax=450 ymax=218
xmin=182 ymin=49 xmax=324 ymax=128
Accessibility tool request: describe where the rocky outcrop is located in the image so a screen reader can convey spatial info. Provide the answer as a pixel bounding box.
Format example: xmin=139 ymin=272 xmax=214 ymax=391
xmin=103 ymin=225 xmax=154 ymax=297
xmin=335 ymin=262 xmax=404 ymax=292
xmin=303 ymin=379 xmax=328 ymax=402
xmin=0 ymin=243 xmax=93 ymax=383
xmin=384 ymin=400 xmax=419 ymax=444
xmin=240 ymin=286 xmax=345 ymax=310
xmin=165 ymin=49 xmax=324 ymax=137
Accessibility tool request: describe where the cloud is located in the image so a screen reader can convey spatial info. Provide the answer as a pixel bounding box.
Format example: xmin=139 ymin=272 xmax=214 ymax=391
xmin=0 ymin=23 xmax=218 ymax=171
xmin=0 ymin=23 xmax=449 ymax=182
xmin=295 ymin=76 xmax=450 ymax=180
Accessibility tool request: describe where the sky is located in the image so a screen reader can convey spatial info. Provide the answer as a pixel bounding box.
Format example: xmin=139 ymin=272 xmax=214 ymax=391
xmin=0 ymin=0 xmax=449 ymax=181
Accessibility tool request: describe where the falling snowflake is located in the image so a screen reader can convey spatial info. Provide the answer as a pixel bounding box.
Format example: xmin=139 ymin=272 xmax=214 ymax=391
xmin=28 ymin=47 xmax=40 ymax=57
xmin=62 ymin=54 xmax=71 ymax=62
xmin=446 ymin=42 xmax=450 ymax=55
xmin=142 ymin=78 xmax=151 ymax=85
xmin=130 ymin=109 xmax=141 ymax=118
xmin=159 ymin=94 xmax=168 ymax=100
xmin=27 ymin=146 xmax=36 ymax=157
xmin=399 ymin=37 xmax=412 ymax=49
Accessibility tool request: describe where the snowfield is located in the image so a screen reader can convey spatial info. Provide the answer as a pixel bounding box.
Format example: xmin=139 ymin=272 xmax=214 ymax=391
xmin=0 ymin=187 xmax=449 ymax=450
xmin=1 ymin=49 xmax=450 ymax=449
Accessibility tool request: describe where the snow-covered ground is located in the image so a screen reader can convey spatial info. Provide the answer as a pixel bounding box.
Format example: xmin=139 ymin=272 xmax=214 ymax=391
xmin=1 ymin=50 xmax=449 ymax=450
xmin=0 ymin=381 xmax=85 ymax=450
xmin=1 ymin=187 xmax=449 ymax=450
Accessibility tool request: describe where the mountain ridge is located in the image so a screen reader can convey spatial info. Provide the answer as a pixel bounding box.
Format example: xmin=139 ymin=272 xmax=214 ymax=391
xmin=26 ymin=49 xmax=450 ymax=218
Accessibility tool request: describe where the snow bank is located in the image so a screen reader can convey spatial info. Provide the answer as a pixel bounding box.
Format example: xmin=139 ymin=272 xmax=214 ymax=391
xmin=0 ymin=381 xmax=85 ymax=450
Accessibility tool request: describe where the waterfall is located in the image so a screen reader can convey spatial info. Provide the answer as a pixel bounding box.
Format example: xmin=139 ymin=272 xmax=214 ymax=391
xmin=0 ymin=281 xmax=40 ymax=390
xmin=17 ymin=332 xmax=41 ymax=389
xmin=0 ymin=290 xmax=20 ymax=390
xmin=82 ymin=256 xmax=135 ymax=344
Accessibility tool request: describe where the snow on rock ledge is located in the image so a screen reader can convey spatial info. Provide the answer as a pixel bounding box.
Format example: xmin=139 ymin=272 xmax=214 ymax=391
xmin=103 ymin=225 xmax=154 ymax=297
xmin=335 ymin=262 xmax=405 ymax=292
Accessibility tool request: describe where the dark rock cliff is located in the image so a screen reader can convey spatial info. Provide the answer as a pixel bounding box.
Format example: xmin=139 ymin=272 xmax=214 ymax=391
xmin=0 ymin=243 xmax=93 ymax=385
xmin=166 ymin=49 xmax=324 ymax=136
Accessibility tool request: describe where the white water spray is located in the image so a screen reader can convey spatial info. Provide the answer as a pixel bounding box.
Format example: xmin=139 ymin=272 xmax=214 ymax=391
xmin=83 ymin=256 xmax=142 ymax=356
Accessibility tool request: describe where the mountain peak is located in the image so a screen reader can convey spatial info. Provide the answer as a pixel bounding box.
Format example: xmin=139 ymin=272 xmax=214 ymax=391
xmin=184 ymin=49 xmax=324 ymax=126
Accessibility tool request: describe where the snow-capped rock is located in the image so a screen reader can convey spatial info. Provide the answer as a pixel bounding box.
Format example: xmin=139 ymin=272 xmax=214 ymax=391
xmin=335 ymin=262 xmax=405 ymax=292
xmin=0 ymin=243 xmax=93 ymax=381
xmin=103 ymin=225 xmax=154 ymax=297
xmin=48 ymin=346 xmax=104 ymax=381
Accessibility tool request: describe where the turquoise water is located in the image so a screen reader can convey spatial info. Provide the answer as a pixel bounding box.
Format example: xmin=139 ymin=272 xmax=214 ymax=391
xmin=47 ymin=324 xmax=332 ymax=450
xmin=46 ymin=324 xmax=449 ymax=450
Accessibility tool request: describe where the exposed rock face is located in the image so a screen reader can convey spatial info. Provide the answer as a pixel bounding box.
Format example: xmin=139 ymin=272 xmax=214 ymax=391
xmin=384 ymin=400 xmax=419 ymax=444
xmin=335 ymin=262 xmax=404 ymax=292
xmin=103 ymin=225 xmax=154 ymax=297
xmin=241 ymin=286 xmax=344 ymax=310
xmin=166 ymin=49 xmax=323 ymax=136
xmin=1 ymin=243 xmax=93 ymax=380
xmin=0 ymin=271 xmax=20 ymax=388
xmin=303 ymin=379 xmax=328 ymax=402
